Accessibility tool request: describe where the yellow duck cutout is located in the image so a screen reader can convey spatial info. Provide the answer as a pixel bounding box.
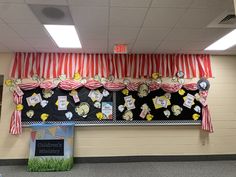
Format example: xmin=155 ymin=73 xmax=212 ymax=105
xmin=122 ymin=89 xmax=129 ymax=95
xmin=192 ymin=113 xmax=200 ymax=120
xmin=146 ymin=114 xmax=154 ymax=121
xmin=96 ymin=112 xmax=104 ymax=120
xmin=16 ymin=104 xmax=23 ymax=111
xmin=178 ymin=89 xmax=185 ymax=96
xmin=74 ymin=73 xmax=81 ymax=80
xmin=41 ymin=113 xmax=49 ymax=122
xmin=152 ymin=73 xmax=160 ymax=80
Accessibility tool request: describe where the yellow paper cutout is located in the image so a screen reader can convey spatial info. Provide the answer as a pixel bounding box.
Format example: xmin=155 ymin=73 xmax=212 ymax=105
xmin=16 ymin=104 xmax=23 ymax=111
xmin=192 ymin=113 xmax=200 ymax=120
xmin=152 ymin=72 xmax=160 ymax=80
xmin=41 ymin=113 xmax=49 ymax=122
xmin=74 ymin=73 xmax=81 ymax=80
xmin=5 ymin=79 xmax=13 ymax=87
xmin=146 ymin=114 xmax=154 ymax=121
xmin=122 ymin=89 xmax=129 ymax=95
xmin=96 ymin=112 xmax=103 ymax=120
xmin=178 ymin=89 xmax=185 ymax=95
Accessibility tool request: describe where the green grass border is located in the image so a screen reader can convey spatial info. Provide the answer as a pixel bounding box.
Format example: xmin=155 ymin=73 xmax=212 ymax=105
xmin=28 ymin=157 xmax=73 ymax=172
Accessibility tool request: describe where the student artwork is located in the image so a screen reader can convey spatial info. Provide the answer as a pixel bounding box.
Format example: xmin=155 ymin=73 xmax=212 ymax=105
xmin=88 ymin=90 xmax=103 ymax=102
xmin=56 ymin=96 xmax=69 ymax=111
xmin=102 ymin=89 xmax=109 ymax=97
xmin=163 ymin=109 xmax=171 ymax=118
xmin=197 ymin=78 xmax=210 ymax=91
xmin=164 ymin=93 xmax=171 ymax=99
xmin=122 ymin=110 xmax=133 ymax=121
xmin=102 ymin=102 xmax=113 ymax=119
xmin=42 ymin=89 xmax=54 ymax=98
xmin=195 ymin=93 xmax=201 ymax=101
xmin=152 ymin=95 xmax=171 ymax=109
xmin=178 ymin=89 xmax=185 ymax=96
xmin=137 ymin=83 xmax=150 ymax=98
xmin=151 ymin=72 xmax=160 ymax=80
xmin=26 ymin=93 xmax=42 ymax=107
xmin=69 ymin=90 xmax=80 ymax=103
xmin=123 ymin=78 xmax=131 ymax=85
xmin=183 ymin=93 xmax=195 ymax=109
xmin=73 ymin=73 xmax=81 ymax=80
xmin=140 ymin=104 xmax=151 ymax=119
xmin=124 ymin=95 xmax=136 ymax=110
xmin=176 ymin=71 xmax=185 ymax=84
xmin=171 ymin=105 xmax=183 ymax=116
xmin=192 ymin=113 xmax=200 ymax=120
xmin=40 ymin=113 xmax=49 ymax=122
xmin=94 ymin=101 xmax=101 ymax=109
xmin=40 ymin=100 xmax=48 ymax=108
xmin=16 ymin=104 xmax=24 ymax=111
xmin=75 ymin=102 xmax=90 ymax=118
xmin=26 ymin=110 xmax=34 ymax=118
xmin=65 ymin=112 xmax=73 ymax=120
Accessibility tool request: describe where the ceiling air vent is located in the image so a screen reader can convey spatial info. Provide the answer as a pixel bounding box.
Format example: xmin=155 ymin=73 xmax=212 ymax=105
xmin=208 ymin=10 xmax=236 ymax=28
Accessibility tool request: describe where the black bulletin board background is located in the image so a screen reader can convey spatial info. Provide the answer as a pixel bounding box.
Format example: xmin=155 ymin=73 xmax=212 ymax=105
xmin=21 ymin=87 xmax=202 ymax=125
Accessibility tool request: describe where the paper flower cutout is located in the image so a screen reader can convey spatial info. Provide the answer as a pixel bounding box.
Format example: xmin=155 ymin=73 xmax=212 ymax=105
xmin=178 ymin=89 xmax=185 ymax=95
xmin=146 ymin=113 xmax=154 ymax=121
xmin=137 ymin=83 xmax=149 ymax=98
xmin=192 ymin=113 xmax=200 ymax=120
xmin=102 ymin=89 xmax=109 ymax=97
xmin=122 ymin=110 xmax=133 ymax=121
xmin=16 ymin=104 xmax=23 ymax=111
xmin=163 ymin=109 xmax=171 ymax=118
xmin=122 ymin=89 xmax=129 ymax=95
xmin=96 ymin=112 xmax=104 ymax=120
xmin=74 ymin=73 xmax=81 ymax=80
xmin=42 ymin=89 xmax=54 ymax=98
xmin=123 ymin=79 xmax=130 ymax=85
xmin=171 ymin=105 xmax=183 ymax=116
xmin=94 ymin=101 xmax=101 ymax=109
xmin=41 ymin=113 xmax=49 ymax=122
xmin=65 ymin=112 xmax=73 ymax=120
xmin=26 ymin=110 xmax=34 ymax=118
xmin=118 ymin=105 xmax=125 ymax=112
xmin=194 ymin=105 xmax=201 ymax=113
xmin=40 ymin=100 xmax=48 ymax=108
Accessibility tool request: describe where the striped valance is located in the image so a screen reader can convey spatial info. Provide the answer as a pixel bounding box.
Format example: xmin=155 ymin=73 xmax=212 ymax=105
xmin=10 ymin=53 xmax=212 ymax=79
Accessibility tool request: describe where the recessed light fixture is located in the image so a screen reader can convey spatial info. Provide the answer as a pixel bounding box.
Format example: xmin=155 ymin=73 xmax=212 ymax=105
xmin=205 ymin=29 xmax=236 ymax=51
xmin=44 ymin=25 xmax=82 ymax=48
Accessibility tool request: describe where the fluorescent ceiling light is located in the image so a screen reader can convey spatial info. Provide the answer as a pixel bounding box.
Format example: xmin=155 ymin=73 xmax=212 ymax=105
xmin=44 ymin=25 xmax=82 ymax=48
xmin=205 ymin=29 xmax=236 ymax=51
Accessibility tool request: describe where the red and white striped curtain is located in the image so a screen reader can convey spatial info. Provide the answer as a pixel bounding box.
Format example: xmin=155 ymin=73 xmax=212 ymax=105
xmin=10 ymin=53 xmax=213 ymax=79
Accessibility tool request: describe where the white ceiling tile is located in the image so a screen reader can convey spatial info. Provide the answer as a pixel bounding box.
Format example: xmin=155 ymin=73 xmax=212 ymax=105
xmin=109 ymin=38 xmax=135 ymax=47
xmin=70 ymin=6 xmax=108 ymax=28
xmin=25 ymin=0 xmax=68 ymax=5
xmin=0 ymin=3 xmax=40 ymax=24
xmin=151 ymin=0 xmax=192 ymax=8
xmin=68 ymin=0 xmax=109 ymax=6
xmin=1 ymin=37 xmax=35 ymax=52
xmin=0 ymin=42 xmax=9 ymax=52
xmin=0 ymin=23 xmax=21 ymax=40
xmin=78 ymin=27 xmax=107 ymax=40
xmin=110 ymin=7 xmax=147 ymax=27
xmin=24 ymin=37 xmax=57 ymax=49
xmin=111 ymin=0 xmax=151 ymax=7
xmin=81 ymin=39 xmax=107 ymax=50
xmin=143 ymin=8 xmax=186 ymax=28
xmin=137 ymin=28 xmax=171 ymax=41
xmin=109 ymin=27 xmax=139 ymax=40
xmin=8 ymin=23 xmax=48 ymax=38
xmin=165 ymin=28 xmax=232 ymax=42
xmin=175 ymin=8 xmax=227 ymax=29
xmin=132 ymin=40 xmax=161 ymax=53
xmin=190 ymin=0 xmax=233 ymax=9
xmin=157 ymin=40 xmax=210 ymax=51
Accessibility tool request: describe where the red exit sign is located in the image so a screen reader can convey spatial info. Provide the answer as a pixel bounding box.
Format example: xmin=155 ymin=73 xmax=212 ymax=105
xmin=113 ymin=44 xmax=128 ymax=54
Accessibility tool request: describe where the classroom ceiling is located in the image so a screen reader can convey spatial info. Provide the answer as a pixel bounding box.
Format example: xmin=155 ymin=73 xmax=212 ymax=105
xmin=0 ymin=0 xmax=235 ymax=55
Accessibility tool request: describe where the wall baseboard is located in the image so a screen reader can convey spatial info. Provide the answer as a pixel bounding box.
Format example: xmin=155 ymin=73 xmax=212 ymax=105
xmin=1 ymin=155 xmax=236 ymax=166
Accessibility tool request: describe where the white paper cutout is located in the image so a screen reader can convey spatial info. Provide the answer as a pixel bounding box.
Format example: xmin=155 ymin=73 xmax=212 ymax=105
xmin=124 ymin=95 xmax=135 ymax=110
xmin=102 ymin=89 xmax=110 ymax=97
xmin=40 ymin=100 xmax=48 ymax=108
xmin=65 ymin=112 xmax=73 ymax=120
xmin=94 ymin=101 xmax=101 ymax=109
xmin=194 ymin=105 xmax=201 ymax=113
xmin=57 ymin=96 xmax=68 ymax=110
xmin=26 ymin=93 xmax=42 ymax=107
xmin=118 ymin=105 xmax=125 ymax=112
xmin=183 ymin=93 xmax=195 ymax=109
xmin=163 ymin=109 xmax=171 ymax=118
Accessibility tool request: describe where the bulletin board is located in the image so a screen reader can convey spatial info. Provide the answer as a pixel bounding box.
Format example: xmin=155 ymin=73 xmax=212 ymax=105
xmin=21 ymin=85 xmax=202 ymax=127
